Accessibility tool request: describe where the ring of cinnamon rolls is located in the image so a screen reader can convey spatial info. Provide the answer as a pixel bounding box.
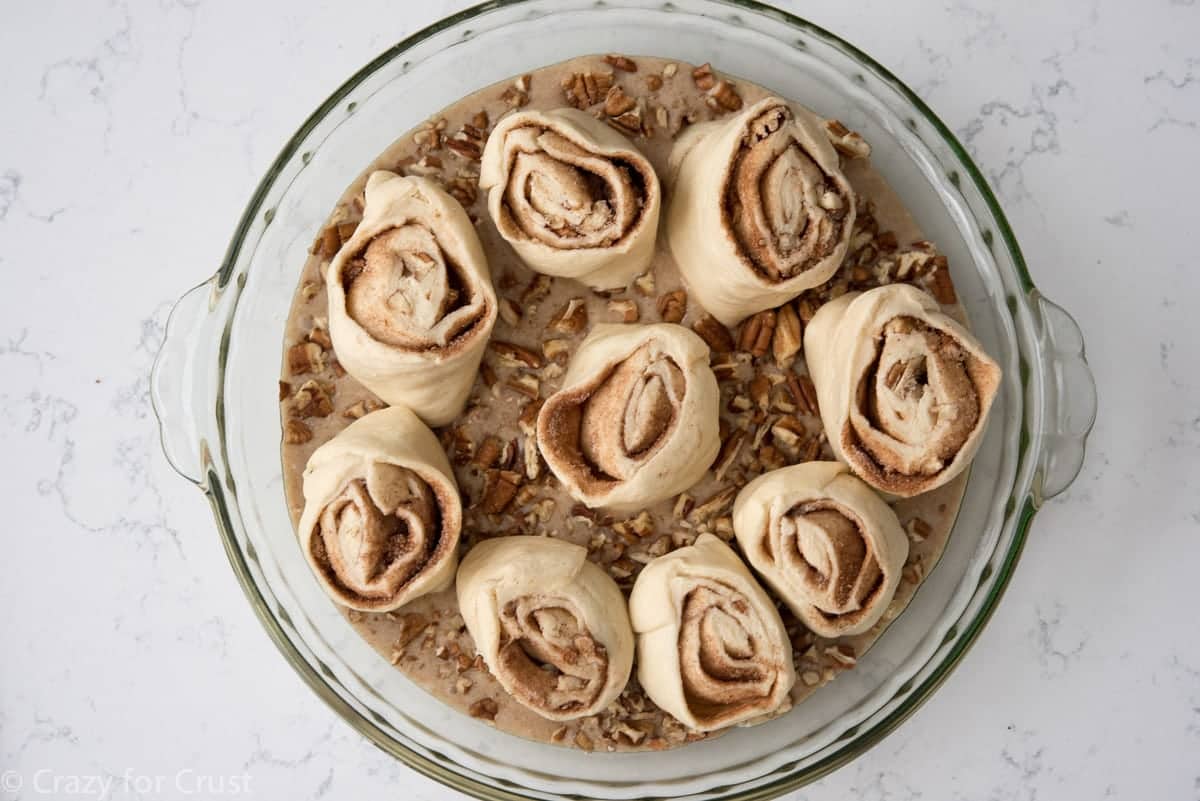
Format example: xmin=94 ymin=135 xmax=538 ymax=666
xmin=294 ymin=64 xmax=1003 ymax=741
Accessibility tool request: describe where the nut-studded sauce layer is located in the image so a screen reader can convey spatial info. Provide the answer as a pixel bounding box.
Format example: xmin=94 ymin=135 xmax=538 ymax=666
xmin=280 ymin=55 xmax=968 ymax=751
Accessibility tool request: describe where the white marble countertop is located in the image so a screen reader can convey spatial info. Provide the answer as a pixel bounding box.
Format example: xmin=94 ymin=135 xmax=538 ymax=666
xmin=2 ymin=0 xmax=1197 ymax=799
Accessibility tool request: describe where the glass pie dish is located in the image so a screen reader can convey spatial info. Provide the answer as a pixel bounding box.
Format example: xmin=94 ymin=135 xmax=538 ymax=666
xmin=149 ymin=1 xmax=1098 ymax=798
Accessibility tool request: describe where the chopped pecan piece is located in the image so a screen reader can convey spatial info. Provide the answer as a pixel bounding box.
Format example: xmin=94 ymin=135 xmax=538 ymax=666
xmin=759 ymin=444 xmax=787 ymax=471
xmin=475 ymin=436 xmax=504 ymax=469
xmin=633 ymin=271 xmax=656 ymax=296
xmin=826 ymin=643 xmax=858 ymax=668
xmin=506 ymin=374 xmax=540 ymax=399
xmin=613 ymin=510 xmax=656 ymax=540
xmin=749 ymin=373 xmax=771 ymax=411
xmin=738 ymin=310 xmax=776 ymax=357
xmin=284 ymin=419 xmax=313 ymax=445
xmin=712 ymin=516 xmax=735 ymax=540
xmin=603 ymin=53 xmax=638 ymax=72
xmin=447 ymin=427 xmax=474 ymax=465
xmin=711 ymin=361 xmax=738 ymax=382
xmin=481 ymin=470 xmax=522 ymax=515
xmin=518 ymin=400 xmax=541 ymax=435
xmin=707 ymin=80 xmax=743 ymax=112
xmin=824 ymin=118 xmax=872 ymax=159
xmin=608 ymin=108 xmax=643 ymax=135
xmin=906 ymin=517 xmax=932 ymax=543
xmin=468 ymin=698 xmax=499 ymax=721
xmin=607 ymin=299 xmax=639 ymax=322
xmin=278 ymin=380 xmax=291 ymax=401
xmin=500 ymin=86 xmax=529 ymax=109
xmin=479 ymin=363 xmax=497 ymax=388
xmin=521 ymin=274 xmax=553 ymax=305
xmin=673 ymin=493 xmax=695 ymax=519
xmin=903 ymin=557 xmax=926 ymax=584
xmin=342 ymin=398 xmax=385 ymax=420
xmin=929 ymin=258 xmax=957 ymax=304
xmin=489 ymin=340 xmax=543 ymax=368
xmin=394 ymin=613 xmax=430 ymax=649
xmin=713 ymin=429 xmax=746 ymax=481
xmin=446 ymin=175 xmax=477 ymax=208
xmin=312 ymin=224 xmax=342 ymax=258
xmin=542 ymin=339 xmax=571 ymax=364
xmin=656 ymin=289 xmax=687 ymax=323
xmin=306 ymin=325 xmax=333 ymax=350
xmin=771 ymin=424 xmax=803 ymax=459
xmin=604 ymin=85 xmax=638 ymax=116
xmin=498 ymin=297 xmax=522 ymax=327
xmin=772 ymin=303 xmax=803 ymax=366
xmin=561 ymin=70 xmax=614 ymax=109
xmin=692 ymin=62 xmax=716 ymax=90
xmin=645 ymin=74 xmax=663 ymax=92
xmin=796 ymin=294 xmax=819 ymax=324
xmin=287 ymin=341 xmax=326 ymax=375
xmin=445 ymin=130 xmax=483 ymax=161
xmin=786 ymin=373 xmax=820 ymax=417
xmin=690 ymin=487 xmax=737 ymax=523
xmin=291 ymin=379 xmax=334 ymax=418
xmin=692 ymin=314 xmax=735 ymax=353
xmin=548 ymin=298 xmax=589 ymax=334
xmin=728 ymin=394 xmax=752 ymax=413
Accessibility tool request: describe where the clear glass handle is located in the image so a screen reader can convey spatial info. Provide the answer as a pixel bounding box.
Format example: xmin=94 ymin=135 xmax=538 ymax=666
xmin=150 ymin=277 xmax=222 ymax=486
xmin=1031 ymin=290 xmax=1097 ymax=504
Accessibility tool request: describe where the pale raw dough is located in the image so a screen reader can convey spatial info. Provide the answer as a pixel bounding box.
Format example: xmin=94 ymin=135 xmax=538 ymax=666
xmin=536 ymin=323 xmax=720 ymax=511
xmin=666 ymin=96 xmax=856 ymax=327
xmin=298 ymin=405 xmax=461 ymax=611
xmin=479 ymin=108 xmax=661 ymax=290
xmin=804 ymin=284 xmax=1002 ymax=497
xmin=326 ymin=171 xmax=497 ymax=426
xmin=629 ymin=533 xmax=795 ymax=732
xmin=456 ymin=536 xmax=634 ymax=721
xmin=733 ymin=461 xmax=908 ymax=637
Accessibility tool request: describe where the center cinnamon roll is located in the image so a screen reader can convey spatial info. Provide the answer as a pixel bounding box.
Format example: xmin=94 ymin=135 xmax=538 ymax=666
xmin=537 ymin=323 xmax=720 ymax=510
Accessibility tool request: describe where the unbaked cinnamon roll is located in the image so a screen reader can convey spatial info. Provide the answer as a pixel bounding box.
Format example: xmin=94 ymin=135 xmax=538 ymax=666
xmin=326 ymin=171 xmax=497 ymax=426
xmin=456 ymin=536 xmax=634 ymax=722
xmin=666 ymin=96 xmax=856 ymax=327
xmin=298 ymin=405 xmax=461 ymax=611
xmin=733 ymin=462 xmax=908 ymax=637
xmin=479 ymin=108 xmax=661 ymax=290
xmin=629 ymin=534 xmax=794 ymax=732
xmin=536 ymin=323 xmax=720 ymax=510
xmin=804 ymin=284 xmax=1002 ymax=497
